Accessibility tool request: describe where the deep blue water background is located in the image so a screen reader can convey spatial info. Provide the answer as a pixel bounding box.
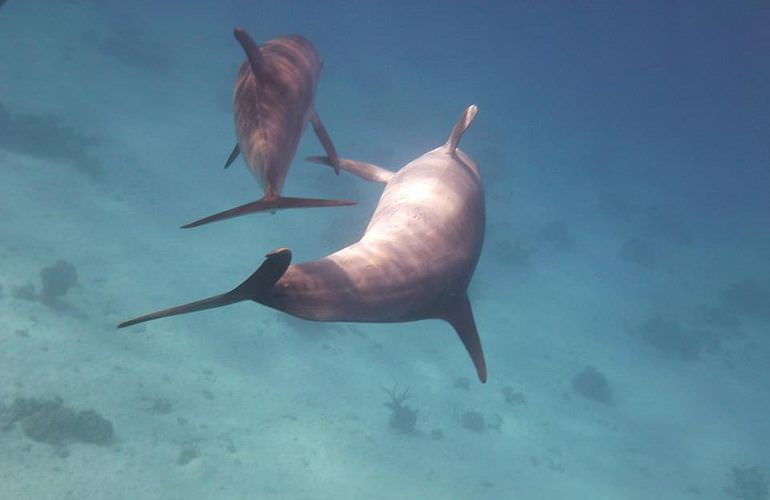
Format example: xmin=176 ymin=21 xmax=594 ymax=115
xmin=1 ymin=1 xmax=768 ymax=499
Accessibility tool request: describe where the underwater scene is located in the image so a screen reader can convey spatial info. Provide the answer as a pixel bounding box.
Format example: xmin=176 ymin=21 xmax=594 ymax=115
xmin=1 ymin=1 xmax=769 ymax=499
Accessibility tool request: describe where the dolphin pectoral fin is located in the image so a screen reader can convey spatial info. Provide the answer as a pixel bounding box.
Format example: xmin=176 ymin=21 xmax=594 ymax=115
xmin=118 ymin=248 xmax=291 ymax=329
xmin=306 ymin=156 xmax=394 ymax=184
xmin=181 ymin=196 xmax=356 ymax=228
xmin=444 ymin=105 xmax=478 ymax=155
xmin=224 ymin=143 xmax=240 ymax=169
xmin=309 ymin=110 xmax=340 ymax=175
xmin=443 ymin=295 xmax=487 ymax=383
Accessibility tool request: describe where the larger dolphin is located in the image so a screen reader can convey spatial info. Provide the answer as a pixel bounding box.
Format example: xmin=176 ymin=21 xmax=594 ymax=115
xmin=183 ymin=28 xmax=352 ymax=229
xmin=121 ymin=106 xmax=487 ymax=382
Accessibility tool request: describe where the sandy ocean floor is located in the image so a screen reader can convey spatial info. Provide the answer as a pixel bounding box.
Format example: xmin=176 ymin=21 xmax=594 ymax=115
xmin=1 ymin=1 xmax=769 ymax=499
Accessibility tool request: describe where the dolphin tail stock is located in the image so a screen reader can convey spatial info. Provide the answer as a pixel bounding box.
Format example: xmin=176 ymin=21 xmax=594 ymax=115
xmin=181 ymin=196 xmax=356 ymax=228
xmin=118 ymin=248 xmax=292 ymax=329
xmin=306 ymin=156 xmax=394 ymax=184
xmin=442 ymin=294 xmax=487 ymax=383
xmin=224 ymin=143 xmax=240 ymax=169
xmin=444 ymin=105 xmax=479 ymax=155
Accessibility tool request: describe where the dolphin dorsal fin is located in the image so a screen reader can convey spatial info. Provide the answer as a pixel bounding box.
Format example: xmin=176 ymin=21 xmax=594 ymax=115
xmin=444 ymin=105 xmax=479 ymax=155
xmin=234 ymin=28 xmax=268 ymax=84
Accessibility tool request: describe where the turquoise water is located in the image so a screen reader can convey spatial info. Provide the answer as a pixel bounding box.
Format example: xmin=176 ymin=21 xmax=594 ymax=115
xmin=1 ymin=1 xmax=768 ymax=499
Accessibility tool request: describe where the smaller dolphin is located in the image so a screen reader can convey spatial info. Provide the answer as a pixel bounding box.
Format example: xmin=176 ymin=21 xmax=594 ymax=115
xmin=121 ymin=106 xmax=487 ymax=382
xmin=183 ymin=29 xmax=352 ymax=229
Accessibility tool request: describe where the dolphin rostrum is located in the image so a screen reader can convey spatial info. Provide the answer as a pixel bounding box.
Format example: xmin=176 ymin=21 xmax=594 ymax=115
xmin=183 ymin=28 xmax=353 ymax=229
xmin=121 ymin=105 xmax=487 ymax=382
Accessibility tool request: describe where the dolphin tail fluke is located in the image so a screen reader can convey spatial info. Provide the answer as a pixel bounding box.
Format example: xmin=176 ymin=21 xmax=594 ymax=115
xmin=445 ymin=105 xmax=478 ymax=155
xmin=181 ymin=196 xmax=355 ymax=228
xmin=118 ymin=248 xmax=291 ymax=329
xmin=443 ymin=295 xmax=487 ymax=383
xmin=306 ymin=156 xmax=394 ymax=184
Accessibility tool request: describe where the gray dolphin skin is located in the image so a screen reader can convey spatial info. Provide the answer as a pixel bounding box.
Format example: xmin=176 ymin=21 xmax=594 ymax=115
xmin=182 ymin=28 xmax=353 ymax=229
xmin=120 ymin=106 xmax=487 ymax=383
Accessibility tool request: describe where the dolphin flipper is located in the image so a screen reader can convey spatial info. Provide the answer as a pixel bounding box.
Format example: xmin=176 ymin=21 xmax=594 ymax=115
xmin=118 ymin=248 xmax=291 ymax=328
xmin=445 ymin=105 xmax=478 ymax=155
xmin=309 ymin=110 xmax=340 ymax=175
xmin=181 ymin=196 xmax=355 ymax=228
xmin=306 ymin=156 xmax=394 ymax=184
xmin=224 ymin=143 xmax=240 ymax=169
xmin=443 ymin=295 xmax=487 ymax=383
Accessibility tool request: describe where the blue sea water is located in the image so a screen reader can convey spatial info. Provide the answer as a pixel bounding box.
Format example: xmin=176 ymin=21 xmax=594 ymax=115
xmin=1 ymin=1 xmax=769 ymax=499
